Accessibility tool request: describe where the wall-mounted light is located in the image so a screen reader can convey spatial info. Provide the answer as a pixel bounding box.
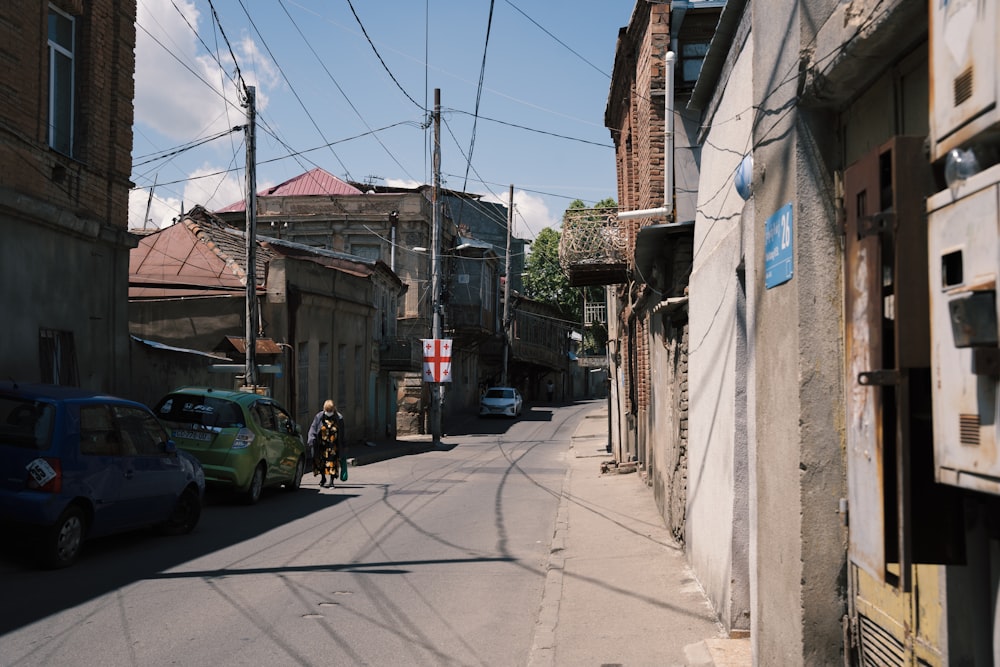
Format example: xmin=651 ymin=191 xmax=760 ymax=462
xmin=735 ymin=153 xmax=753 ymax=201
xmin=944 ymin=147 xmax=981 ymax=198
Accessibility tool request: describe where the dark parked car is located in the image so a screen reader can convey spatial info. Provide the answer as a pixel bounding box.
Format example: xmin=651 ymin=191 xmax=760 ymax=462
xmin=0 ymin=382 xmax=205 ymax=568
xmin=154 ymin=387 xmax=306 ymax=504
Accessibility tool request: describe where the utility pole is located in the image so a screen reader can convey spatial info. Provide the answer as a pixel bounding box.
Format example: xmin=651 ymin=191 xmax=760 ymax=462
xmin=501 ymin=184 xmax=513 ymax=386
xmin=244 ymin=86 xmax=258 ymax=389
xmin=429 ymin=88 xmax=443 ymax=445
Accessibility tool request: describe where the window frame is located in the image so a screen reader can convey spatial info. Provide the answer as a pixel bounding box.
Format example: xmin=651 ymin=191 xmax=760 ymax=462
xmin=47 ymin=4 xmax=76 ymax=156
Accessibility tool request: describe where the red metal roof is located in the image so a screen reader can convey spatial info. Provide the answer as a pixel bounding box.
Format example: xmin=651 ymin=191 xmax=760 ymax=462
xmin=216 ymin=168 xmax=363 ymax=213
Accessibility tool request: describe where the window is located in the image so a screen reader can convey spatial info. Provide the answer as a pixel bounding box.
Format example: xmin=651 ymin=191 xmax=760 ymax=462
xmin=337 ymin=345 xmax=347 ymax=405
xmin=297 ymin=342 xmax=309 ymax=422
xmin=113 ymin=405 xmax=168 ymax=456
xmin=252 ymin=403 xmax=277 ymax=432
xmin=48 ymin=5 xmax=75 ymax=155
xmin=352 ymin=244 xmax=382 ymax=262
xmin=354 ymin=345 xmax=363 ymax=405
xmin=680 ymin=42 xmax=709 ymax=85
xmin=39 ymin=328 xmax=79 ymax=386
xmin=0 ymin=398 xmax=54 ymax=450
xmin=80 ymin=405 xmax=119 ymax=456
xmin=318 ymin=342 xmax=330 ymax=403
xmin=273 ymin=405 xmax=294 ymax=435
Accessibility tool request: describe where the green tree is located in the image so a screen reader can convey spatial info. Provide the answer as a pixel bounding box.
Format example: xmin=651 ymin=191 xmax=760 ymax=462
xmin=521 ymin=198 xmax=617 ymax=353
xmin=522 ymin=227 xmax=577 ymax=320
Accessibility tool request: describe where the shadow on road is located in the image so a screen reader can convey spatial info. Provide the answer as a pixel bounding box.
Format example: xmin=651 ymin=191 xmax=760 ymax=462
xmin=0 ymin=486 xmax=356 ymax=635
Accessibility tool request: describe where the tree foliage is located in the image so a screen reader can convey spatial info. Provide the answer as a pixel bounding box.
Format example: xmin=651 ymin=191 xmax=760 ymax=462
xmin=520 ymin=198 xmax=617 ymax=353
xmin=522 ymin=227 xmax=576 ymax=319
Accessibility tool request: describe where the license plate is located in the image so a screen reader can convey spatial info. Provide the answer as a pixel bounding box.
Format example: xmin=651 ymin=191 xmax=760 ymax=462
xmin=173 ymin=429 xmax=212 ymax=442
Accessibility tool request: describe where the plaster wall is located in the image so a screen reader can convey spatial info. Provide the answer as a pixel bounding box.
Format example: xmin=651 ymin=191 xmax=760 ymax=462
xmin=2 ymin=204 xmax=133 ymax=392
xmin=751 ymin=1 xmax=847 ymax=663
xmin=688 ymin=41 xmax=754 ymax=633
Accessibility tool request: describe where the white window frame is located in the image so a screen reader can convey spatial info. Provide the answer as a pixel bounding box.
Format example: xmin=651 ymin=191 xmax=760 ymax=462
xmin=48 ymin=5 xmax=75 ymax=155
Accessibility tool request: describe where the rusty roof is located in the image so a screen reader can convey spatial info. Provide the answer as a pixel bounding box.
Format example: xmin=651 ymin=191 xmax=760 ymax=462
xmin=129 ymin=205 xmax=275 ymax=299
xmin=219 ymin=336 xmax=284 ymax=355
xmin=216 ymin=168 xmax=363 ymax=213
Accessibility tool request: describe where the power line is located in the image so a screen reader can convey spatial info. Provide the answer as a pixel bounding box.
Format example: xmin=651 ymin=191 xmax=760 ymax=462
xmin=503 ymin=0 xmax=610 ymax=79
xmin=235 ymin=0 xmax=353 ymax=181
xmin=133 ymin=126 xmax=244 ymax=167
xmin=276 ymin=0 xmax=421 ymax=183
xmin=343 ymin=0 xmax=424 ymax=110
xmin=445 ymin=108 xmax=613 ymax=148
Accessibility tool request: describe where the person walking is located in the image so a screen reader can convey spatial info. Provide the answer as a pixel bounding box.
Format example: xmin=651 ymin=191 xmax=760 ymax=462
xmin=307 ymin=399 xmax=346 ymax=488
xmin=546 ymin=379 xmax=555 ymax=403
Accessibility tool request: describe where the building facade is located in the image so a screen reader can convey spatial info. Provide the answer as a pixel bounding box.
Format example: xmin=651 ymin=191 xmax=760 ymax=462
xmin=583 ymin=0 xmax=1000 ymax=664
xmin=217 ymin=170 xmax=511 ymax=434
xmin=129 ymin=206 xmax=403 ymax=444
xmin=0 ymin=1 xmax=137 ymax=391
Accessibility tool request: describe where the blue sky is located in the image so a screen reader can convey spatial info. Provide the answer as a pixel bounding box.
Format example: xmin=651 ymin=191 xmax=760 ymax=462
xmin=129 ymin=0 xmax=634 ymax=241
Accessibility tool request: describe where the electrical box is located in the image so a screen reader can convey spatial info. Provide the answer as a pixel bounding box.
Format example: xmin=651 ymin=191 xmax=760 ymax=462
xmin=930 ymin=0 xmax=1000 ymax=161
xmin=928 ymin=162 xmax=1000 ymax=494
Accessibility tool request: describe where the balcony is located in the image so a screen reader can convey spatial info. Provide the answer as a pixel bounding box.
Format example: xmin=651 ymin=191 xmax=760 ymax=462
xmin=448 ymin=304 xmax=496 ymax=340
xmin=379 ymin=337 xmax=419 ymax=371
xmin=558 ymin=208 xmax=628 ymax=287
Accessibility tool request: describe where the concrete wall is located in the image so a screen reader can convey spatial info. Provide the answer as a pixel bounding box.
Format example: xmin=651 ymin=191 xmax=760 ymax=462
xmin=2 ymin=195 xmax=135 ymax=392
xmin=688 ymin=32 xmax=755 ymax=636
xmin=267 ymin=258 xmax=374 ymax=444
xmin=750 ymin=1 xmax=847 ymax=663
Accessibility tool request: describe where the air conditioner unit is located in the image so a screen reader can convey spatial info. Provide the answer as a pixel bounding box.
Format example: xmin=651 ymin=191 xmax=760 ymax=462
xmin=928 ymin=162 xmax=1000 ymax=494
xmin=930 ymin=0 xmax=1000 ymax=161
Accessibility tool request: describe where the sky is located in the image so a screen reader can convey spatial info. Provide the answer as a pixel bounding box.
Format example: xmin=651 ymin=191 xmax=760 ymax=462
xmin=129 ymin=0 xmax=635 ymax=242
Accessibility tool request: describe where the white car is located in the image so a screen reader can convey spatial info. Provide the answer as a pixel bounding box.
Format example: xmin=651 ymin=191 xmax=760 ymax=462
xmin=479 ymin=387 xmax=523 ymax=418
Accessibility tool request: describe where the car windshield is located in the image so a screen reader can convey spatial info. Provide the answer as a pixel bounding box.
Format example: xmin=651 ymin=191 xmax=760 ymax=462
xmin=0 ymin=397 xmax=55 ymax=450
xmin=485 ymin=389 xmax=513 ymax=399
xmin=155 ymin=394 xmax=245 ymax=429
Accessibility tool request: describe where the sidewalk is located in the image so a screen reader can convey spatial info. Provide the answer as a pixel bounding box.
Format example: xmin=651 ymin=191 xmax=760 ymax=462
xmin=346 ymin=406 xmax=751 ymax=666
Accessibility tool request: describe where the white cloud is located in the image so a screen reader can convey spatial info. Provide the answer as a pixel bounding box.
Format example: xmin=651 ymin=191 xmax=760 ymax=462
xmin=483 ymin=189 xmax=558 ymax=240
xmin=385 ymin=178 xmax=423 ymax=189
xmin=135 ymin=0 xmax=276 ymax=145
xmin=128 ymin=187 xmax=181 ymax=230
xmin=128 ymin=165 xmax=247 ymax=229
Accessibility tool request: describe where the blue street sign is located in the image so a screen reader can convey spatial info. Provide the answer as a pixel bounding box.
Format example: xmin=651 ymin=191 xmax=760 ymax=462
xmin=765 ymin=203 xmax=793 ymax=289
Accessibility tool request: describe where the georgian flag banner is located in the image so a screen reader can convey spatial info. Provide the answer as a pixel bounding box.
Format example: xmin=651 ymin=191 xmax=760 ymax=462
xmin=421 ymin=338 xmax=453 ymax=383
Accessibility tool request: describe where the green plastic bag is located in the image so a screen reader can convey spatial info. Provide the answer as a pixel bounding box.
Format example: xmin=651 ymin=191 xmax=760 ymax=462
xmin=340 ymin=463 xmax=348 ymax=482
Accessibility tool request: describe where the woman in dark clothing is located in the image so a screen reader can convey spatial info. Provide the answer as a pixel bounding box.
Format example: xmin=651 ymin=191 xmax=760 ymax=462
xmin=307 ymin=399 xmax=346 ymax=488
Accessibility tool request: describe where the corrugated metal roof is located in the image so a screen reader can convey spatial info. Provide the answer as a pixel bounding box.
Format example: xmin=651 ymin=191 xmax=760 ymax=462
xmin=220 ymin=336 xmax=284 ymax=355
xmin=216 ymin=168 xmax=363 ymax=213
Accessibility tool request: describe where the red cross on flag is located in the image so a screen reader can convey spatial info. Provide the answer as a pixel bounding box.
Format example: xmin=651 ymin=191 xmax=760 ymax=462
xmin=421 ymin=338 xmax=453 ymax=383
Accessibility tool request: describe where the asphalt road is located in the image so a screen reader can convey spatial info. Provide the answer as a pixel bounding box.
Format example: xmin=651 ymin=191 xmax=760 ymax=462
xmin=0 ymin=401 xmax=597 ymax=667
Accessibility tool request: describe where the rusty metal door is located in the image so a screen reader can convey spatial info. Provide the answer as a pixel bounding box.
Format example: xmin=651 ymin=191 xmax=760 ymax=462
xmin=843 ymin=137 xmax=958 ymax=666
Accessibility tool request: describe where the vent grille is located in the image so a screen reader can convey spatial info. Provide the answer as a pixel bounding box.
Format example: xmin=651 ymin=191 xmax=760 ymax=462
xmin=859 ymin=615 xmax=904 ymax=667
xmin=960 ymin=413 xmax=981 ymax=445
xmin=954 ymin=67 xmax=974 ymax=106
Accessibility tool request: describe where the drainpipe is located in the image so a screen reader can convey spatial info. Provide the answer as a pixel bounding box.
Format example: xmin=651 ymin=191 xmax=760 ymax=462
xmin=617 ymin=51 xmax=675 ymax=222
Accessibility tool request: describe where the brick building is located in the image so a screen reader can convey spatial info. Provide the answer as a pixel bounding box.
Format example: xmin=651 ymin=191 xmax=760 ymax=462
xmin=0 ymin=1 xmax=137 ymax=390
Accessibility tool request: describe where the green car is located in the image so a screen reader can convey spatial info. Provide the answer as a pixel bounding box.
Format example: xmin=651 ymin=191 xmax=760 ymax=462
xmin=153 ymin=387 xmax=305 ymax=504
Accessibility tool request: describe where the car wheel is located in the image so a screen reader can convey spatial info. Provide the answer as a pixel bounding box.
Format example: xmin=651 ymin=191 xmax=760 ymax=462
xmin=243 ymin=463 xmax=266 ymax=505
xmin=42 ymin=506 xmax=86 ymax=569
xmin=159 ymin=486 xmax=202 ymax=535
xmin=284 ymin=456 xmax=304 ymax=492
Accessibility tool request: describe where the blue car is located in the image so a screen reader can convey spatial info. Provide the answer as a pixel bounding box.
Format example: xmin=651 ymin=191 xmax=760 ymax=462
xmin=0 ymin=382 xmax=205 ymax=568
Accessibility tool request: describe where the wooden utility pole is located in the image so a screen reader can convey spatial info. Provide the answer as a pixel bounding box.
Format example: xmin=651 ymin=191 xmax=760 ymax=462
xmin=501 ymin=184 xmax=513 ymax=386
xmin=244 ymin=85 xmax=258 ymax=389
